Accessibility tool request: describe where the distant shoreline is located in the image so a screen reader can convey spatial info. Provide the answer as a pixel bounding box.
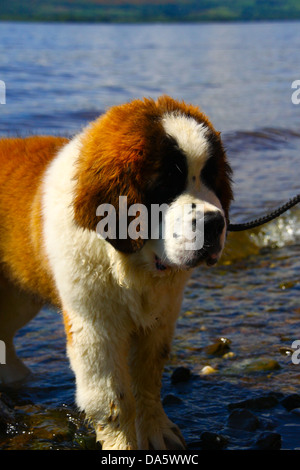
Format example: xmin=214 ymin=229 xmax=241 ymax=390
xmin=1 ymin=17 xmax=300 ymax=24
xmin=2 ymin=0 xmax=300 ymax=24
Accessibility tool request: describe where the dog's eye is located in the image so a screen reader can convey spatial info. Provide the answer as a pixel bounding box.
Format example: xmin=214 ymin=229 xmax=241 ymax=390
xmin=167 ymin=163 xmax=183 ymax=180
xmin=200 ymin=156 xmax=219 ymax=193
xmin=146 ymin=155 xmax=187 ymax=205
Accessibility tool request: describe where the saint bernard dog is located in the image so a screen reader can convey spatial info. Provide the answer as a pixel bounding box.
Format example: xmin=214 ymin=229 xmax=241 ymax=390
xmin=0 ymin=96 xmax=233 ymax=450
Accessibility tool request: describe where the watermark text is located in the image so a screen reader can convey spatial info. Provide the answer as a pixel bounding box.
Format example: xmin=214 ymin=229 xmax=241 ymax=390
xmin=0 ymin=340 xmax=6 ymax=364
xmin=291 ymin=340 xmax=300 ymax=364
xmin=291 ymin=80 xmax=300 ymax=105
xmin=96 ymin=197 xmax=205 ymax=250
xmin=0 ymin=80 xmax=6 ymax=104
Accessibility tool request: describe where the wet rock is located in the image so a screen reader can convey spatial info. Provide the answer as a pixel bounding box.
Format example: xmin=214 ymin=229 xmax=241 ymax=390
xmin=223 ymin=352 xmax=235 ymax=359
xmin=200 ymin=365 xmax=217 ymax=375
xmin=279 ymin=280 xmax=297 ymax=290
xmin=255 ymin=432 xmax=281 ymax=450
xmin=228 ymin=393 xmax=279 ymax=411
xmin=1 ymin=432 xmax=33 ymax=449
xmin=204 ymin=337 xmax=231 ymax=356
xmin=0 ymin=392 xmax=14 ymax=409
xmin=258 ymin=415 xmax=278 ymax=431
xmin=291 ymin=407 xmax=300 ymax=417
xmin=227 ymin=409 xmax=260 ymax=431
xmin=200 ymin=431 xmax=229 ymax=449
xmin=244 ymin=359 xmax=281 ymax=372
xmin=281 ymin=394 xmax=300 ymax=411
xmin=171 ymin=367 xmax=191 ymax=384
xmin=73 ymin=431 xmax=99 ymax=450
xmin=0 ymin=394 xmax=15 ymax=433
xmin=12 ymin=404 xmax=77 ymax=446
xmin=279 ymin=346 xmax=294 ymax=357
xmin=163 ymin=394 xmax=183 ymax=405
xmin=268 ymin=391 xmax=285 ymax=400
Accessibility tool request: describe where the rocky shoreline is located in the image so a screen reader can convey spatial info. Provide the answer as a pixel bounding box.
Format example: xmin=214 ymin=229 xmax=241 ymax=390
xmin=1 ymin=366 xmax=300 ymax=450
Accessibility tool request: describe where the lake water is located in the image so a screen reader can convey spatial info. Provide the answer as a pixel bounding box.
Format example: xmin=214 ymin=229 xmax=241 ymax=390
xmin=0 ymin=21 xmax=300 ymax=450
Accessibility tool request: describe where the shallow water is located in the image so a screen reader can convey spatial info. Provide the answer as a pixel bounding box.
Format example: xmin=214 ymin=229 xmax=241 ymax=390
xmin=0 ymin=21 xmax=299 ymax=450
xmin=1 ymin=230 xmax=300 ymax=450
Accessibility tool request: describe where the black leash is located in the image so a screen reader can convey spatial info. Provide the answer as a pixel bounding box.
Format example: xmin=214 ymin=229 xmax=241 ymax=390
xmin=227 ymin=193 xmax=300 ymax=232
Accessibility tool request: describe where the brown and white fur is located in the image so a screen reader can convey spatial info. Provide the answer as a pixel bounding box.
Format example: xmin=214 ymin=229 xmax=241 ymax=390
xmin=0 ymin=96 xmax=233 ymax=450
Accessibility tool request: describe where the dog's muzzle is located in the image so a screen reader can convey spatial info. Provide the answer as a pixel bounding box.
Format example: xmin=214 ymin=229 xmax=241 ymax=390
xmin=189 ymin=210 xmax=225 ymax=267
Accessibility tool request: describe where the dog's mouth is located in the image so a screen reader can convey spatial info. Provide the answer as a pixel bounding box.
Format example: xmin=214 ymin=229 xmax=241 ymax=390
xmin=154 ymin=255 xmax=168 ymax=271
xmin=154 ymin=250 xmax=220 ymax=271
xmin=205 ymin=252 xmax=219 ymax=266
xmin=191 ymin=247 xmax=221 ymax=268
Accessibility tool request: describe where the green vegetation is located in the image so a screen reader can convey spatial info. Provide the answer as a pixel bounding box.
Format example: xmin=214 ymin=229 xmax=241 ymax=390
xmin=1 ymin=0 xmax=300 ymax=23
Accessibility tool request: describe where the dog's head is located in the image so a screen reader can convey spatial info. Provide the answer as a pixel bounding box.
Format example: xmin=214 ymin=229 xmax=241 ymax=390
xmin=73 ymin=96 xmax=233 ymax=271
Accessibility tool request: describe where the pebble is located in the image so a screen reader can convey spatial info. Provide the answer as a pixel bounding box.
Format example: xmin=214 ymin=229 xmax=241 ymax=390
xmin=0 ymin=394 xmax=15 ymax=433
xmin=258 ymin=416 xmax=277 ymax=431
xmin=200 ymin=431 xmax=229 ymax=449
xmin=204 ymin=337 xmax=231 ymax=356
xmin=73 ymin=431 xmax=100 ymax=450
xmin=200 ymin=365 xmax=217 ymax=375
xmin=0 ymin=392 xmax=14 ymax=409
xmin=279 ymin=280 xmax=297 ymax=290
xmin=228 ymin=393 xmax=279 ymax=411
xmin=279 ymin=346 xmax=294 ymax=357
xmin=255 ymin=432 xmax=281 ymax=450
xmin=291 ymin=407 xmax=300 ymax=417
xmin=244 ymin=359 xmax=281 ymax=372
xmin=171 ymin=367 xmax=191 ymax=384
xmin=281 ymin=394 xmax=300 ymax=411
xmin=223 ymin=352 xmax=235 ymax=359
xmin=227 ymin=409 xmax=260 ymax=431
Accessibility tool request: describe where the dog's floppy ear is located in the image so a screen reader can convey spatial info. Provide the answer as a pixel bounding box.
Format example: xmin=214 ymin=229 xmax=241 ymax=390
xmin=72 ymin=107 xmax=149 ymax=254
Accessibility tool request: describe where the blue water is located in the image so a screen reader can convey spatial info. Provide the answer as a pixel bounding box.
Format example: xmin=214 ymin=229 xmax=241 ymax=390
xmin=0 ymin=21 xmax=300 ymax=450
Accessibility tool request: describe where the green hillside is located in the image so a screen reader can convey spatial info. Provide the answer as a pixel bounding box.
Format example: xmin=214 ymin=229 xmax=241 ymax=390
xmin=1 ymin=0 xmax=300 ymax=22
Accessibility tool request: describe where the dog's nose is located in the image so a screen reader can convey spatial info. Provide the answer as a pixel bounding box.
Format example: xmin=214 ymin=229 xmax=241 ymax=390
xmin=186 ymin=210 xmax=225 ymax=268
xmin=204 ymin=211 xmax=225 ymax=242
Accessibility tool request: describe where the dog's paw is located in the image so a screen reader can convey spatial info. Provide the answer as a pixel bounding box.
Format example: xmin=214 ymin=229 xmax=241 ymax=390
xmin=136 ymin=410 xmax=186 ymax=450
xmin=96 ymin=425 xmax=137 ymax=450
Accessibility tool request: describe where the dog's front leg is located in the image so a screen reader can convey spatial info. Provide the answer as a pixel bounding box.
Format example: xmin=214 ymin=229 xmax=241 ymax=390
xmin=129 ymin=321 xmax=186 ymax=450
xmin=63 ymin=309 xmax=137 ymax=450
